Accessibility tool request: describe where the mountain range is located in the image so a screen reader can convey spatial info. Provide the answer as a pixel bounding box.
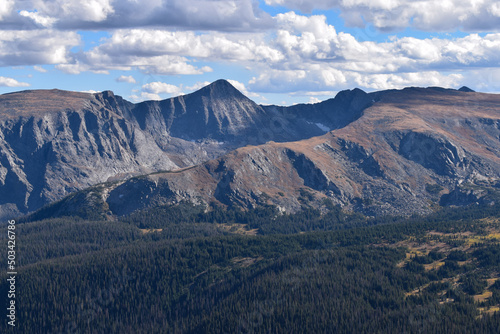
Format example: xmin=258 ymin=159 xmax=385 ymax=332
xmin=1 ymin=80 xmax=499 ymax=220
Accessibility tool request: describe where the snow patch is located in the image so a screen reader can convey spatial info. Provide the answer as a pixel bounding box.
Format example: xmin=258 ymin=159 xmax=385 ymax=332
xmin=306 ymin=121 xmax=330 ymax=132
xmin=315 ymin=123 xmax=330 ymax=132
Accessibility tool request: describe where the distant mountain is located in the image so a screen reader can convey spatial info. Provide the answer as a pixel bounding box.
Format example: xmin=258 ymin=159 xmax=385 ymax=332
xmin=458 ymin=86 xmax=475 ymax=92
xmin=0 ymin=80 xmax=371 ymax=218
xmin=24 ymin=85 xmax=500 ymax=220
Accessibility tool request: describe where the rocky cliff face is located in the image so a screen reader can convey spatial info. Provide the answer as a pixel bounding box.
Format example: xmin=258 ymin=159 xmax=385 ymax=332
xmin=26 ymin=86 xmax=500 ymax=219
xmin=0 ymin=89 xmax=177 ymax=217
xmin=0 ymin=80 xmax=372 ymax=219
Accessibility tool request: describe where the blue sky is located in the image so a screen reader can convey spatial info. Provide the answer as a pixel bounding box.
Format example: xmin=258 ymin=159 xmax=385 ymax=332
xmin=1 ymin=0 xmax=500 ymax=105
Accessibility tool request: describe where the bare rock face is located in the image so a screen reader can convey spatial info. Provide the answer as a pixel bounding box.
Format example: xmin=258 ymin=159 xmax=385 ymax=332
xmin=0 ymin=89 xmax=178 ymax=218
xmin=101 ymin=87 xmax=500 ymax=217
xmin=398 ymin=131 xmax=467 ymax=177
xmin=4 ymin=82 xmax=500 ymax=220
xmin=0 ymin=80 xmax=373 ymax=219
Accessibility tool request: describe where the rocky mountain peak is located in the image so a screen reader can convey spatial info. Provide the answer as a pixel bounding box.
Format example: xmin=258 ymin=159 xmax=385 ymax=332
xmin=99 ymin=90 xmax=115 ymax=99
xmin=146 ymin=79 xmax=265 ymax=141
xmin=458 ymin=86 xmax=475 ymax=92
xmin=196 ymin=79 xmax=246 ymax=99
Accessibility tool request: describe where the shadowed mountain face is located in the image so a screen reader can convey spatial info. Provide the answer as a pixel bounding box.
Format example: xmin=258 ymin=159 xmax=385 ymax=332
xmin=0 ymin=80 xmax=372 ymax=218
xmin=21 ymin=84 xmax=500 ymax=221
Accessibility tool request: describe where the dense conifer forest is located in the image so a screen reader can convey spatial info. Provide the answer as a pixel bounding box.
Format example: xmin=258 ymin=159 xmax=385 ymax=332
xmin=2 ymin=201 xmax=500 ymax=333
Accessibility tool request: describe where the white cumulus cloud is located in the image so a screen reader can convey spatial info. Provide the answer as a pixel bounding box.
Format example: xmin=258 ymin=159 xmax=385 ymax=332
xmin=33 ymin=65 xmax=48 ymax=73
xmin=0 ymin=0 xmax=14 ymax=20
xmin=186 ymin=81 xmax=212 ymax=92
xmin=73 ymin=12 xmax=500 ymax=95
xmin=29 ymin=0 xmax=114 ymax=23
xmin=142 ymin=81 xmax=183 ymax=96
xmin=2 ymin=0 xmax=273 ymax=31
xmin=116 ymin=75 xmax=136 ymax=84
xmin=2 ymin=3 xmax=500 ymax=100
xmin=19 ymin=10 xmax=57 ymax=28
xmin=0 ymin=76 xmax=30 ymax=87
xmin=265 ymin=0 xmax=500 ymax=32
xmin=0 ymin=30 xmax=80 ymax=66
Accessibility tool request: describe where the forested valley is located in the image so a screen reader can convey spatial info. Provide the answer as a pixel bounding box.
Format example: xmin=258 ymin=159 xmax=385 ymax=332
xmin=2 ymin=200 xmax=500 ymax=333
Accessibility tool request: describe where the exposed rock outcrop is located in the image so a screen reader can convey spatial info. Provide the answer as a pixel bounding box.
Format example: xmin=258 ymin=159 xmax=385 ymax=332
xmin=0 ymin=81 xmax=373 ymax=218
xmin=3 ymin=82 xmax=500 ymax=219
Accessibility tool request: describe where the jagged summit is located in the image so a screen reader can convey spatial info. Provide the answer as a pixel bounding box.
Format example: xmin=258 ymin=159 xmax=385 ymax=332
xmin=197 ymin=79 xmax=244 ymax=97
xmin=188 ymin=79 xmax=250 ymax=100
xmin=458 ymin=86 xmax=475 ymax=92
xmin=130 ymin=79 xmax=266 ymax=141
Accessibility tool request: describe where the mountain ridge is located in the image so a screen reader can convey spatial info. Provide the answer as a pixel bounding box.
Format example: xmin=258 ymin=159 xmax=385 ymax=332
xmin=0 ymin=80 xmax=376 ymax=218
xmin=1 ymin=80 xmax=499 ymax=219
xmin=23 ymin=85 xmax=500 ymax=220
